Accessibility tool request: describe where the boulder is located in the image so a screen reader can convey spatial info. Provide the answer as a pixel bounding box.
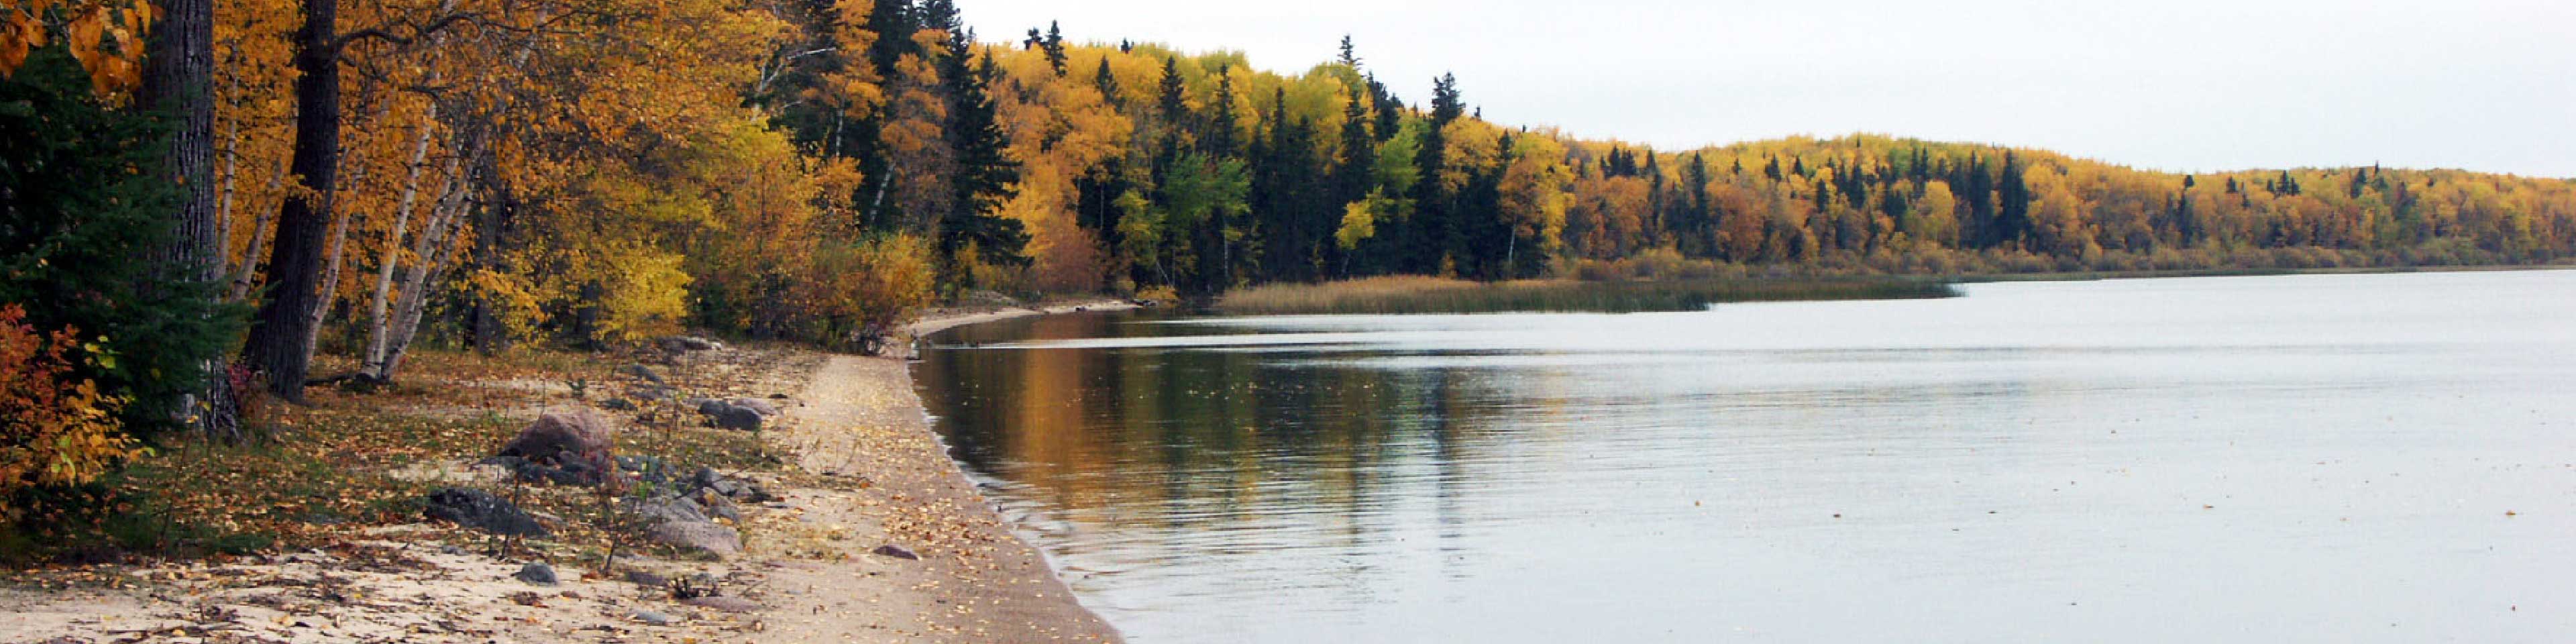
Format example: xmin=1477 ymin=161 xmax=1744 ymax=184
xmin=496 ymin=410 xmax=618 ymax=486
xmin=727 ymin=398 xmax=780 ymax=417
xmin=515 ymin=562 xmax=559 ymax=585
xmin=694 ymin=489 xmax=741 ymax=523
xmin=647 ymin=521 xmax=741 ymax=559
xmin=710 ymin=405 xmax=763 ymax=431
xmin=423 ymin=488 xmax=549 ymax=537
xmin=635 ymin=498 xmax=710 ymax=525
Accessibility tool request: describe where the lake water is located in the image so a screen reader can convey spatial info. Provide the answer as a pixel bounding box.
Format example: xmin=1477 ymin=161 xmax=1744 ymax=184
xmin=913 ymin=270 xmax=2576 ymax=643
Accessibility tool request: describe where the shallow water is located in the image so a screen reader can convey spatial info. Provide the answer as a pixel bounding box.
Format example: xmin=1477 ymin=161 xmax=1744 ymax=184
xmin=914 ymin=270 xmax=2576 ymax=643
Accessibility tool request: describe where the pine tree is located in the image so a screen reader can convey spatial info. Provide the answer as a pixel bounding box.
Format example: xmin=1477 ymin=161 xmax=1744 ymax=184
xmin=1338 ymin=35 xmax=1362 ymax=68
xmin=1044 ymin=21 xmax=1068 ymax=75
xmin=1996 ymin=152 xmax=2031 ymax=247
xmin=1093 ymin=58 xmax=1120 ymax=105
xmin=937 ymin=44 xmax=1030 ymax=280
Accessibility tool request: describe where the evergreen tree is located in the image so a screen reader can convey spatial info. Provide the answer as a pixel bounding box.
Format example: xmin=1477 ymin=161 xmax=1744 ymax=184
xmin=1995 ymin=152 xmax=2031 ymax=247
xmin=1407 ymin=73 xmax=1465 ymax=274
xmin=0 ymin=49 xmax=244 ymax=435
xmin=1093 ymin=58 xmax=1121 ymax=103
xmin=1682 ymin=152 xmax=1713 ymax=257
xmin=937 ymin=43 xmax=1030 ymax=280
xmin=1044 ymin=21 xmax=1069 ymax=75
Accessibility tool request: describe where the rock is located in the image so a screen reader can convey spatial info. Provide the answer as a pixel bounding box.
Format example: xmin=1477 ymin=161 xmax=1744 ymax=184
xmin=631 ymin=609 xmax=676 ymax=627
xmin=423 ymin=488 xmax=549 ymax=537
xmin=625 ymin=570 xmax=669 ymax=588
xmin=710 ymin=405 xmax=763 ymax=431
xmin=635 ymin=498 xmax=710 ymax=525
xmin=600 ymin=397 xmax=636 ymax=411
xmin=727 ymin=398 xmax=780 ymax=417
xmin=870 ymin=545 xmax=920 ymax=561
xmin=496 ymin=410 xmax=619 ymax=486
xmin=695 ymin=489 xmax=741 ymax=523
xmin=681 ymin=596 xmax=761 ymax=613
xmin=619 ymin=364 xmax=667 ymax=384
xmin=658 ymin=336 xmax=720 ymax=353
xmin=692 ymin=398 xmax=727 ymax=416
xmin=515 ymin=562 xmax=558 ymax=585
xmin=647 ymin=522 xmax=741 ymax=559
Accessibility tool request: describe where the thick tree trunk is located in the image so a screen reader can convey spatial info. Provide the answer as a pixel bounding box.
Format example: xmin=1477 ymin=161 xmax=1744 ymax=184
xmin=241 ymin=0 xmax=342 ymax=402
xmin=142 ymin=0 xmax=230 ymax=435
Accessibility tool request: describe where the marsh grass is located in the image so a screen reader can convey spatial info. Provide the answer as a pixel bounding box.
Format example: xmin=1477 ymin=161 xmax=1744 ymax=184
xmin=1217 ymin=276 xmax=1959 ymax=316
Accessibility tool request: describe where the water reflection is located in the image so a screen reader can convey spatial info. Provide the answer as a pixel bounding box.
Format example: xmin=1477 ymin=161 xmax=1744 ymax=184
xmin=914 ymin=270 xmax=2576 ymax=643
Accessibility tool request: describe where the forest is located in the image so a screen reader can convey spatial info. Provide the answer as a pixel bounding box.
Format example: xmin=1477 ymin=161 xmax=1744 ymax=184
xmin=3 ymin=0 xmax=2575 ymax=504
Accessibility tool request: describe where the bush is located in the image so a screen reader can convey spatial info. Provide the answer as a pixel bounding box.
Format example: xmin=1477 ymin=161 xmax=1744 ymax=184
xmin=0 ymin=305 xmax=143 ymax=519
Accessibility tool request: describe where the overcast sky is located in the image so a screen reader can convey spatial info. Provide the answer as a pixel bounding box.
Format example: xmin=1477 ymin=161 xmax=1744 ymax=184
xmin=961 ymin=0 xmax=2576 ymax=177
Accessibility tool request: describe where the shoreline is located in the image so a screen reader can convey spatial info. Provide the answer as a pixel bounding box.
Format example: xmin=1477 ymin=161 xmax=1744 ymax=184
xmin=743 ymin=297 xmax=1145 ymax=642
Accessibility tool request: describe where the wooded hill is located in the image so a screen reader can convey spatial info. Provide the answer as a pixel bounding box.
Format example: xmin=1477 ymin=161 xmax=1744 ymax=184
xmin=1 ymin=0 xmax=2571 ymax=501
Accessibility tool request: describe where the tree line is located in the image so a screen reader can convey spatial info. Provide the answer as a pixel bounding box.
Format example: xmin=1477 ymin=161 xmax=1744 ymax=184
xmin=2 ymin=0 xmax=2573 ymax=505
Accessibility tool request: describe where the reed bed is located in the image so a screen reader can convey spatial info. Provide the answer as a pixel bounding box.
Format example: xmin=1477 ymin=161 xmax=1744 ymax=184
xmin=1216 ymin=275 xmax=1959 ymax=316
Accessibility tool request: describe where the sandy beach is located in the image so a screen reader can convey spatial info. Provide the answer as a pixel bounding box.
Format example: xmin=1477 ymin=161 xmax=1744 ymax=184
xmin=0 ymin=303 xmax=1127 ymax=643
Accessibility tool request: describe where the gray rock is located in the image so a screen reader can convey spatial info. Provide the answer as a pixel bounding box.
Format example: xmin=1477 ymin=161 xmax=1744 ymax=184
xmin=647 ymin=521 xmax=741 ymax=559
xmin=423 ymin=488 xmax=549 ymax=537
xmin=727 ymin=398 xmax=780 ymax=417
xmin=659 ymin=336 xmax=720 ymax=353
xmin=625 ymin=570 xmax=669 ymax=588
xmin=619 ymin=364 xmax=667 ymax=384
xmin=515 ymin=561 xmax=558 ymax=585
xmin=682 ymin=596 xmax=761 ymax=613
xmin=870 ymin=545 xmax=920 ymax=561
xmin=636 ymin=498 xmax=710 ymax=525
xmin=692 ymin=398 xmax=727 ymax=416
xmin=631 ymin=609 xmax=676 ymax=626
xmin=711 ymin=405 xmax=763 ymax=431
xmin=600 ymin=397 xmax=636 ymax=411
xmin=696 ymin=490 xmax=742 ymax=523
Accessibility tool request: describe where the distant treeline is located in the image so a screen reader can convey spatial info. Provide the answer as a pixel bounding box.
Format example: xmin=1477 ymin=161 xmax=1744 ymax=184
xmin=759 ymin=8 xmax=2576 ymax=298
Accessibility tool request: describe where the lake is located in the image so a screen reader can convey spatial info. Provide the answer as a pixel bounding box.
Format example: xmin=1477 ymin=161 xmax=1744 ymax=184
xmin=913 ymin=270 xmax=2576 ymax=643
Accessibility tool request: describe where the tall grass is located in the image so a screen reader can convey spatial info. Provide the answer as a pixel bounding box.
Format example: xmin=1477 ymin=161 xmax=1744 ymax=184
xmin=1216 ymin=276 xmax=1959 ymax=316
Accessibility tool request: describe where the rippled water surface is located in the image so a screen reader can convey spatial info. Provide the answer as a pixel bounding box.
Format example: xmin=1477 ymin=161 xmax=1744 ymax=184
xmin=914 ymin=271 xmax=2576 ymax=643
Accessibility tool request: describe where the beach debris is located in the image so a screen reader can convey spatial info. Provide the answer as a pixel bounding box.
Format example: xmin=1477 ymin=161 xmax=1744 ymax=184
xmin=871 ymin=545 xmax=920 ymax=561
xmin=423 ymin=488 xmax=549 ymax=537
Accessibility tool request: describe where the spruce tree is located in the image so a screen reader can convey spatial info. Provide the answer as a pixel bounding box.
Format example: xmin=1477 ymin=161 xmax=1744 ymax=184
xmin=1044 ymin=21 xmax=1069 ymax=75
xmin=1093 ymin=58 xmax=1120 ymax=104
xmin=0 ymin=49 xmax=243 ymax=435
xmin=938 ymin=43 xmax=1030 ymax=280
xmin=1996 ymin=152 xmax=2031 ymax=247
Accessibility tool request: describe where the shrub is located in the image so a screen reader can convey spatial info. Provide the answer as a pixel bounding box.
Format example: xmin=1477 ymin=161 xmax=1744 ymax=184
xmin=0 ymin=305 xmax=143 ymax=519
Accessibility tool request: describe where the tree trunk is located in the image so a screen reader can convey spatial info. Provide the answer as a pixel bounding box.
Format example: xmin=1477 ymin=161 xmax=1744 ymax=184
xmin=141 ymin=0 xmax=230 ymax=435
xmin=241 ymin=0 xmax=342 ymax=402
xmin=360 ymin=114 xmax=439 ymax=379
xmin=373 ymin=146 xmax=477 ymax=380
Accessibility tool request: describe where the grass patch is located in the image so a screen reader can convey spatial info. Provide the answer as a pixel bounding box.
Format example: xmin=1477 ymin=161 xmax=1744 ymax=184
xmin=1216 ymin=275 xmax=1959 ymax=316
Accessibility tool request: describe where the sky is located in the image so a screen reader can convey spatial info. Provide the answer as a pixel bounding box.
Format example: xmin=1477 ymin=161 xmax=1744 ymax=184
xmin=959 ymin=0 xmax=2576 ymax=178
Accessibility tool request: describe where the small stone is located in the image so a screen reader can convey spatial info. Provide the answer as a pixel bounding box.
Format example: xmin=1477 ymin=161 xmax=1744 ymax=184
xmin=870 ymin=545 xmax=920 ymax=561
xmin=625 ymin=570 xmax=669 ymax=588
xmin=515 ymin=562 xmax=558 ymax=585
xmin=631 ymin=609 xmax=676 ymax=626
